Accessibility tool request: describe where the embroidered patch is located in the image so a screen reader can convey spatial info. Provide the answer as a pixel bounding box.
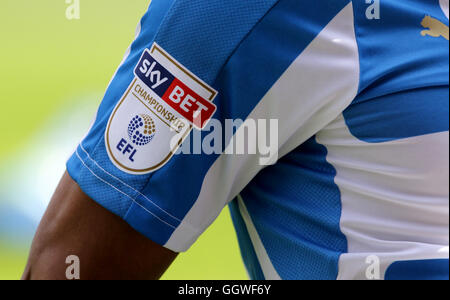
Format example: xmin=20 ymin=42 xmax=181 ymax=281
xmin=105 ymin=43 xmax=218 ymax=174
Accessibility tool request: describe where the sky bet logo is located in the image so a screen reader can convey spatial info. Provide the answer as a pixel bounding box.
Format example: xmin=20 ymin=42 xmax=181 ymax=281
xmin=106 ymin=43 xmax=218 ymax=174
xmin=135 ymin=49 xmax=216 ymax=129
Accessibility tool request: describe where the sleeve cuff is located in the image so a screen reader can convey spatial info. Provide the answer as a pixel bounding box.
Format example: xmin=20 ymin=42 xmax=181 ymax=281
xmin=66 ymin=144 xmax=199 ymax=252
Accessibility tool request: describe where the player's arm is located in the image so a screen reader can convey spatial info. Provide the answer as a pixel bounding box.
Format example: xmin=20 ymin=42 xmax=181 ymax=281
xmin=22 ymin=171 xmax=177 ymax=280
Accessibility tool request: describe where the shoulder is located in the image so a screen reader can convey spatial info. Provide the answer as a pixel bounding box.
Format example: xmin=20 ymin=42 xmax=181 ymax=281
xmin=150 ymin=0 xmax=281 ymax=83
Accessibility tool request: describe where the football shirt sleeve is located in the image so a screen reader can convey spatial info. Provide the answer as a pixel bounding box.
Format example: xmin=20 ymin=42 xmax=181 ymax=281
xmin=66 ymin=0 xmax=360 ymax=252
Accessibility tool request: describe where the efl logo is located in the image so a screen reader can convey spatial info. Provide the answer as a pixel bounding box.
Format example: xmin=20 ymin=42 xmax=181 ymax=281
xmin=106 ymin=43 xmax=218 ymax=174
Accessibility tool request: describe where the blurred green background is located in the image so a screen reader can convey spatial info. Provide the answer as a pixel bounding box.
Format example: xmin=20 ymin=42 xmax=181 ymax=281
xmin=0 ymin=0 xmax=246 ymax=280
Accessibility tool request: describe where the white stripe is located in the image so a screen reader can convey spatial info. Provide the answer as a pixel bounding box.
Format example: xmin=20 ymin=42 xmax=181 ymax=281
xmin=316 ymin=116 xmax=449 ymax=280
xmin=165 ymin=3 xmax=359 ymax=252
xmin=237 ymin=195 xmax=281 ymax=280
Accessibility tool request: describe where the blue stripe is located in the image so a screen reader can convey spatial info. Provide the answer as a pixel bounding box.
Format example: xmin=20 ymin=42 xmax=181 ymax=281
xmin=385 ymin=259 xmax=449 ymax=280
xmin=240 ymin=136 xmax=348 ymax=280
xmin=352 ymin=0 xmax=449 ymax=97
xmin=347 ymin=0 xmax=449 ymax=142
xmin=344 ymin=86 xmax=449 ymax=143
xmin=215 ymin=0 xmax=351 ymax=119
xmin=154 ymin=0 xmax=280 ymax=84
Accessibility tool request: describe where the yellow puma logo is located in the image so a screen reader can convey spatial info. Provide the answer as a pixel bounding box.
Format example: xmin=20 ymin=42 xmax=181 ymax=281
xmin=421 ymin=15 xmax=449 ymax=40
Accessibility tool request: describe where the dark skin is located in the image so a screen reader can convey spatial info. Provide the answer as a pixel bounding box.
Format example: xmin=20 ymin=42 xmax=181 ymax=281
xmin=22 ymin=171 xmax=178 ymax=280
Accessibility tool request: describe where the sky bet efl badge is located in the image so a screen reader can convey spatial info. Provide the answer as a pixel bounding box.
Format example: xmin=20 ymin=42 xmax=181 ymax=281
xmin=106 ymin=43 xmax=218 ymax=174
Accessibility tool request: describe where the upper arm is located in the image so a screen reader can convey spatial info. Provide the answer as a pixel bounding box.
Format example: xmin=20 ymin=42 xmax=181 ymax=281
xmin=23 ymin=172 xmax=177 ymax=280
